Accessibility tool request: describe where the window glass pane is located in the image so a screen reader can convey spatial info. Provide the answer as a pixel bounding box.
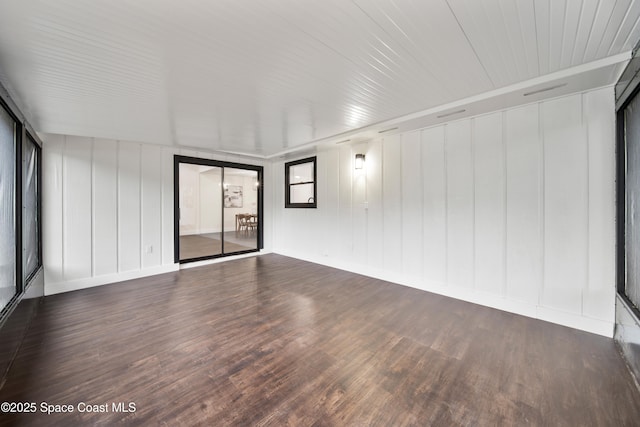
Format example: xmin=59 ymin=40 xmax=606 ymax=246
xmin=23 ymin=137 xmax=39 ymax=280
xmin=0 ymin=106 xmax=16 ymax=310
xmin=285 ymin=156 xmax=316 ymax=208
xmin=626 ymin=95 xmax=640 ymax=309
xmin=290 ymin=183 xmax=315 ymax=204
xmin=290 ymin=162 xmax=313 ymax=183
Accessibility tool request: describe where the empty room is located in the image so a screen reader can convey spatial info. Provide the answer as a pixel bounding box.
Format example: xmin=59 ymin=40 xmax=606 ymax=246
xmin=2 ymin=0 xmax=640 ymax=425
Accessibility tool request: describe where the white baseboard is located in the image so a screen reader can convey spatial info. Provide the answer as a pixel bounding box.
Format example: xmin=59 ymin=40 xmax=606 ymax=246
xmin=45 ymin=250 xmax=274 ymax=295
xmin=274 ymin=250 xmax=614 ymax=338
xmin=45 ymin=264 xmax=180 ymax=296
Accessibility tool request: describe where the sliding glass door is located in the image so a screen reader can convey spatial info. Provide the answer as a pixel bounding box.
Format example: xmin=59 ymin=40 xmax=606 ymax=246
xmin=177 ymin=163 xmax=223 ymax=260
xmin=223 ymin=167 xmax=259 ymax=253
xmin=174 ymin=156 xmax=262 ymax=263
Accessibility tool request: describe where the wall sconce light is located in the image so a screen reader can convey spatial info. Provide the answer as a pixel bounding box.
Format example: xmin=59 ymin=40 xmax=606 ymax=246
xmin=355 ymin=153 xmax=365 ymax=170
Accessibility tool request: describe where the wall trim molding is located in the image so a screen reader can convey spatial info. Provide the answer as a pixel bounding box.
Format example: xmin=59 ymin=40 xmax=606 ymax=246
xmin=45 ymin=251 xmax=274 ymax=296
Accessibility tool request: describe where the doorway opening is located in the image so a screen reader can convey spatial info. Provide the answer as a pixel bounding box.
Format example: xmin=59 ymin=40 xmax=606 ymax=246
xmin=174 ymin=156 xmax=263 ymax=263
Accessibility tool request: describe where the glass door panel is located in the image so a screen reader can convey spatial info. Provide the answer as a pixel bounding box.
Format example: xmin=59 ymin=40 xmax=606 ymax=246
xmin=0 ymin=106 xmax=15 ymax=310
xmin=178 ymin=163 xmax=223 ymax=261
xmin=223 ymin=167 xmax=258 ymax=253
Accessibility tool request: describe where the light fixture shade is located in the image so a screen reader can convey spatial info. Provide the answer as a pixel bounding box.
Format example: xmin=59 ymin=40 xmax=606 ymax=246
xmin=355 ymin=153 xmax=365 ymax=169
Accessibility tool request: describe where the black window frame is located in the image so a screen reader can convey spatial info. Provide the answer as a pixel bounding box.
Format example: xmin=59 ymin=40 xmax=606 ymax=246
xmin=285 ymin=156 xmax=317 ymax=208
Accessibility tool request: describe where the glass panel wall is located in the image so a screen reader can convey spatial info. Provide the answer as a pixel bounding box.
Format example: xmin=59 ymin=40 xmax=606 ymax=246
xmin=0 ymin=106 xmax=16 ymax=311
xmin=625 ymin=91 xmax=640 ymax=310
xmin=22 ymin=135 xmax=39 ymax=281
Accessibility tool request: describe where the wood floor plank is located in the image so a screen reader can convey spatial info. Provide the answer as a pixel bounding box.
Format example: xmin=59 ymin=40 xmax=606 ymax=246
xmin=0 ymin=254 xmax=639 ymax=426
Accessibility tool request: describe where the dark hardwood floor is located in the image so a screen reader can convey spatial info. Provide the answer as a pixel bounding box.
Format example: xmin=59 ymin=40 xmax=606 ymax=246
xmin=1 ymin=254 xmax=639 ymax=426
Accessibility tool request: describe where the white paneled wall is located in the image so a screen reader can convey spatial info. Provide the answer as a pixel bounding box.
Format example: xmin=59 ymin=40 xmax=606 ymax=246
xmin=504 ymin=104 xmax=541 ymax=307
xmin=43 ymin=137 xmax=269 ymax=295
xmin=272 ymin=87 xmax=616 ymax=337
xmin=382 ymin=136 xmax=403 ymax=272
xmin=93 ymin=139 xmax=118 ymax=276
xmin=446 ymin=120 xmax=474 ymax=289
xmin=474 ymin=112 xmax=505 ymax=296
xmin=422 ymin=126 xmax=447 ymax=286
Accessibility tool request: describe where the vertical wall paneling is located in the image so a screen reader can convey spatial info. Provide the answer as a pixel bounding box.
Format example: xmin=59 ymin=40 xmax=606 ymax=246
xmin=270 ymin=88 xmax=617 ymax=336
xmin=542 ymin=94 xmax=588 ymax=314
xmin=141 ymin=145 xmax=162 ymax=269
xmin=505 ymin=104 xmax=541 ymax=304
xmin=161 ymin=147 xmax=174 ymax=265
xmin=422 ymin=126 xmax=447 ymax=287
xmin=118 ymin=142 xmax=142 ymax=272
xmin=322 ymin=150 xmax=340 ymax=259
xmin=262 ymin=161 xmax=273 ymax=252
xmin=272 ymin=160 xmax=285 ymax=251
xmin=366 ymin=139 xmax=384 ymax=269
xmin=382 ymin=135 xmax=403 ymax=272
xmin=473 ymin=112 xmax=505 ymax=295
xmin=401 ymin=131 xmax=423 ymax=281
xmin=43 ymin=135 xmax=268 ymax=294
xmin=63 ymin=136 xmax=92 ymax=281
xmin=294 ymin=154 xmax=316 ymax=257
xmin=446 ymin=120 xmax=474 ymax=288
xmin=43 ymin=134 xmax=64 ymax=285
xmin=352 ymin=142 xmax=368 ymax=265
xmin=315 ymin=152 xmax=327 ymax=258
xmin=92 ymin=138 xmax=118 ymax=276
xmin=585 ymin=87 xmax=616 ymax=321
xmin=338 ymin=146 xmax=353 ymax=261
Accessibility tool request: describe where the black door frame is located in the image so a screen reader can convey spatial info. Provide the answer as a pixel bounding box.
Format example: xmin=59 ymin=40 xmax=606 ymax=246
xmin=173 ymin=155 xmax=264 ymax=264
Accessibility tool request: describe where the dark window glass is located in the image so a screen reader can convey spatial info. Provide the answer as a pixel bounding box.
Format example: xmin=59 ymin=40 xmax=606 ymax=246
xmin=0 ymin=105 xmax=16 ymax=311
xmin=625 ymin=93 xmax=640 ymax=310
xmin=22 ymin=135 xmax=40 ymax=281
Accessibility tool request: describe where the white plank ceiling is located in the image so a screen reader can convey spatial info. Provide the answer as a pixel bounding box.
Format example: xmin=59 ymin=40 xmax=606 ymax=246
xmin=0 ymin=0 xmax=639 ymax=157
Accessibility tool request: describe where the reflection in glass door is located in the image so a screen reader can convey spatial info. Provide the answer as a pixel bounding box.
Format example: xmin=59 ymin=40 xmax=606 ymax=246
xmin=223 ymin=168 xmax=258 ymax=253
xmin=175 ymin=157 xmax=262 ymax=263
xmin=178 ymin=163 xmax=223 ymax=261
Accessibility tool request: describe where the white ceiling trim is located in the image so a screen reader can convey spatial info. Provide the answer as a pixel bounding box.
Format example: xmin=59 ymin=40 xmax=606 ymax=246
xmin=267 ymin=51 xmax=631 ymax=160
